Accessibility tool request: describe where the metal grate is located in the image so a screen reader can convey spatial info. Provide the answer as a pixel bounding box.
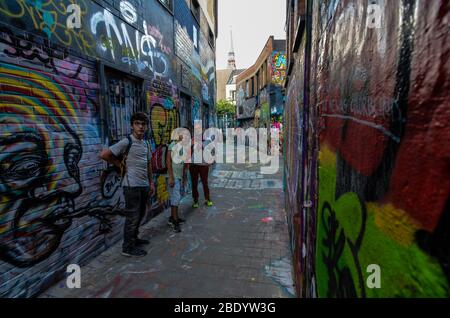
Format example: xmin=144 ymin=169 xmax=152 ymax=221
xmin=107 ymin=76 xmax=144 ymax=142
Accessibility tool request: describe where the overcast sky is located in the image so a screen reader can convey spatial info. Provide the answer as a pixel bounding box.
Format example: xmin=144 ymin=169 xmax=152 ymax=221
xmin=216 ymin=0 xmax=286 ymax=70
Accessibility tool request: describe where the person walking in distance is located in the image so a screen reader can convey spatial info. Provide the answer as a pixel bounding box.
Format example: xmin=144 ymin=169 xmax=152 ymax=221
xmin=100 ymin=112 xmax=155 ymax=257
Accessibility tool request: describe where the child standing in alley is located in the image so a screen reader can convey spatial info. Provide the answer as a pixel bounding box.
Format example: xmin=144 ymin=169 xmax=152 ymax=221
xmin=167 ymin=131 xmax=188 ymax=233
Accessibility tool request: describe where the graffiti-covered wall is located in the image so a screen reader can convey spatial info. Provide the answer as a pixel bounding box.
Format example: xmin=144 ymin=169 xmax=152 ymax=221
xmin=236 ymin=38 xmax=286 ymax=129
xmin=174 ymin=0 xmax=216 ymax=127
xmin=0 ymin=0 xmax=216 ymax=297
xmin=285 ymin=0 xmax=450 ymax=297
xmin=270 ymin=51 xmax=287 ymax=86
xmin=0 ymin=0 xmax=175 ymax=78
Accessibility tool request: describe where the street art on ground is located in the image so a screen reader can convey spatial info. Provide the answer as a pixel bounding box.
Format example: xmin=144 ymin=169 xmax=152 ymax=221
xmin=264 ymin=256 xmax=296 ymax=297
xmin=210 ymin=170 xmax=282 ymax=191
xmin=284 ymin=0 xmax=450 ymax=297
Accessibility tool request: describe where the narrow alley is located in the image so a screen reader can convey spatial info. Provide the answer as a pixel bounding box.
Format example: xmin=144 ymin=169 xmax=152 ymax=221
xmin=1 ymin=0 xmax=449 ymax=301
xmin=40 ymin=152 xmax=295 ymax=298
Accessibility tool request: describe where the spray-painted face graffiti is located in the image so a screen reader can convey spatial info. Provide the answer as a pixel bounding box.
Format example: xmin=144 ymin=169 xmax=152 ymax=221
xmin=0 ymin=121 xmax=82 ymax=268
xmin=0 ymin=64 xmax=86 ymax=268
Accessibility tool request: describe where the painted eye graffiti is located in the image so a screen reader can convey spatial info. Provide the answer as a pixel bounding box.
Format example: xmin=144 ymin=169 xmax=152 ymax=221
xmin=0 ymin=155 xmax=46 ymax=182
xmin=64 ymin=143 xmax=82 ymax=181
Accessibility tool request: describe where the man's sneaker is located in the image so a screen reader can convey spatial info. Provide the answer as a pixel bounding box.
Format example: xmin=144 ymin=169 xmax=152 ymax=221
xmin=168 ymin=219 xmax=182 ymax=233
xmin=192 ymin=202 xmax=200 ymax=209
xmin=122 ymin=248 xmax=147 ymax=258
xmin=168 ymin=217 xmax=186 ymax=226
xmin=135 ymin=238 xmax=150 ymax=246
xmin=206 ymin=200 xmax=214 ymax=207
xmin=172 ymin=222 xmax=182 ymax=233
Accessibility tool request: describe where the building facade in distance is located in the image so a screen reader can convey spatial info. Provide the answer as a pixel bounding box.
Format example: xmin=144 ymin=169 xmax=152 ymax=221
xmin=216 ymin=29 xmax=244 ymax=106
xmin=236 ymin=36 xmax=286 ymax=129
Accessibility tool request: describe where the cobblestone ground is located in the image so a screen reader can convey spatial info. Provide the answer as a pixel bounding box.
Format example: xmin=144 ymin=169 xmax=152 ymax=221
xmin=41 ymin=148 xmax=295 ymax=298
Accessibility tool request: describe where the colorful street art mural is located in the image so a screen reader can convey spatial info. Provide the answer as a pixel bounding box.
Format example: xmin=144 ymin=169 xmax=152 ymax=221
xmin=236 ymin=39 xmax=286 ymax=129
xmin=0 ymin=0 xmax=174 ymax=79
xmin=270 ymin=51 xmax=287 ymax=85
xmin=192 ymin=98 xmax=201 ymax=123
xmin=148 ymin=78 xmax=180 ymax=146
xmin=284 ymin=0 xmax=450 ymax=298
xmin=257 ymin=88 xmax=270 ymax=129
xmin=284 ymin=76 xmax=298 ymax=277
xmin=0 ymin=58 xmax=123 ymax=296
xmin=0 ymin=0 xmax=216 ymax=297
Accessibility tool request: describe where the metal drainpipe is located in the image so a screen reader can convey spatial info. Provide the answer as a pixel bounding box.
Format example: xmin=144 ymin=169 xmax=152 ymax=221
xmin=299 ymin=0 xmax=314 ymax=297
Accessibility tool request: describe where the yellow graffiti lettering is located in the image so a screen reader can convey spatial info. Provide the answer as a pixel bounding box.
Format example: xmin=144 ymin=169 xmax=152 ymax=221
xmin=156 ymin=175 xmax=169 ymax=205
xmin=150 ymin=104 xmax=179 ymax=146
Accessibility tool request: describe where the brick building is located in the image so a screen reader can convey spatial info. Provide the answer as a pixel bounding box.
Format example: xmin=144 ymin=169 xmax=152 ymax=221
xmin=0 ymin=0 xmax=217 ymax=297
xmin=236 ymin=36 xmax=286 ymax=129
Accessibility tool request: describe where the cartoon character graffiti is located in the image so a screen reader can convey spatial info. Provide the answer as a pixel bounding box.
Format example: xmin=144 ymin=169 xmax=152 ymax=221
xmin=0 ymin=63 xmax=119 ymax=268
xmin=0 ymin=64 xmax=84 ymax=267
xmin=271 ymin=52 xmax=287 ymax=85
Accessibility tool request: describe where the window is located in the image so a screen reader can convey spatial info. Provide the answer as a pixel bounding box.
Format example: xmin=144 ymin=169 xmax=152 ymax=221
xmin=105 ymin=69 xmax=145 ymax=142
xmin=208 ymin=28 xmax=214 ymax=48
xmin=203 ymin=103 xmax=209 ymax=129
xmin=262 ymin=62 xmax=267 ymax=86
xmin=270 ymin=92 xmax=276 ymax=106
xmin=158 ymin=0 xmax=173 ymax=12
xmin=191 ymin=0 xmax=201 ymax=23
xmin=180 ymin=93 xmax=192 ymax=133
xmin=193 ymin=25 xmax=198 ymax=49
xmin=256 ymin=72 xmax=260 ymax=93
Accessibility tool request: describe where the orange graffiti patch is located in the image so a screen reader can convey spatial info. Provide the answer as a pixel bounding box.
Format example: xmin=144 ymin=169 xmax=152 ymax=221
xmin=369 ymin=203 xmax=421 ymax=246
xmin=0 ymin=223 xmax=8 ymax=235
xmin=319 ymin=144 xmax=337 ymax=167
xmin=156 ymin=175 xmax=169 ymax=205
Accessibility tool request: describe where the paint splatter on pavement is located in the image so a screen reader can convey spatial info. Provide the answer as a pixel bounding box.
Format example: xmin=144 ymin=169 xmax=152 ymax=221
xmin=40 ymin=158 xmax=295 ymax=298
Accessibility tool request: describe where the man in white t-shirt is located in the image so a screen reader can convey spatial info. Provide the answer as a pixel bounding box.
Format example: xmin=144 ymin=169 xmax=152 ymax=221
xmin=100 ymin=112 xmax=155 ymax=258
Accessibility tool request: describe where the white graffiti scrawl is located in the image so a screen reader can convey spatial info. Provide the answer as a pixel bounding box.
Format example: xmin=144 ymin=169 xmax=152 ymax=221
xmin=90 ymin=1 xmax=170 ymax=78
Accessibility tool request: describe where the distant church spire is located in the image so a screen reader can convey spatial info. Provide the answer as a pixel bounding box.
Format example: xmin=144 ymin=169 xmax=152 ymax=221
xmin=227 ymin=27 xmax=236 ymax=70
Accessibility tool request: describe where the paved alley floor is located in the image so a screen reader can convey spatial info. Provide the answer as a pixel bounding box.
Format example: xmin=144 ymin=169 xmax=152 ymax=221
xmin=41 ymin=151 xmax=295 ymax=298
